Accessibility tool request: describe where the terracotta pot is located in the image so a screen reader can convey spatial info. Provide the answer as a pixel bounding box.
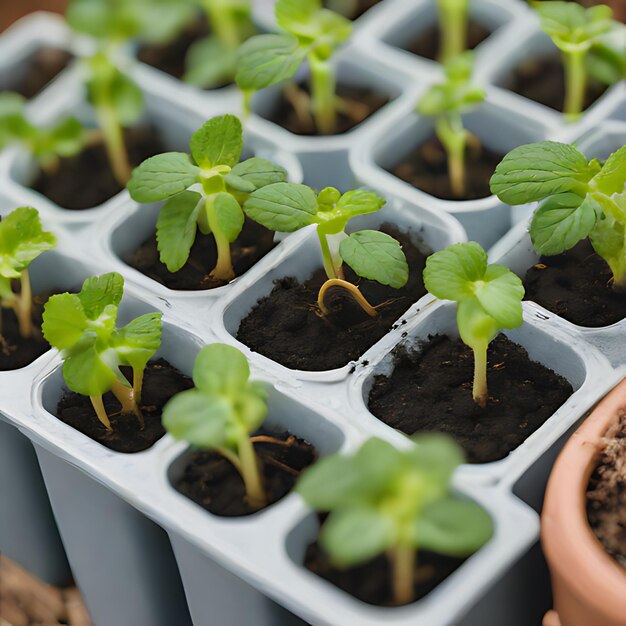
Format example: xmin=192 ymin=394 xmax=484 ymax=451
xmin=542 ymin=379 xmax=626 ymax=626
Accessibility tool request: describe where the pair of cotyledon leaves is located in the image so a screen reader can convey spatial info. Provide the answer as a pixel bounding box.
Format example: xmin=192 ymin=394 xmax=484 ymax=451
xmin=298 ymin=434 xmax=493 ymax=568
xmin=42 ymin=272 xmax=162 ymax=398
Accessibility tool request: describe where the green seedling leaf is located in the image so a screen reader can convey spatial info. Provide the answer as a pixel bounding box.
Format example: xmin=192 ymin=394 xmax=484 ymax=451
xmin=339 ymin=230 xmax=408 ymax=289
xmin=213 ymin=192 xmax=245 ymax=242
xmin=423 ymin=242 xmax=524 ymax=405
xmin=298 ymin=435 xmax=492 ymax=602
xmin=109 ymin=70 xmax=144 ymax=126
xmin=190 ymin=114 xmax=243 ymax=169
xmin=592 ymin=145 xmax=626 ymax=195
xmin=228 ymin=158 xmax=288 ymax=191
xmin=185 ymin=37 xmax=237 ymax=88
xmin=78 ymin=272 xmax=124 ymax=319
xmin=113 ymin=312 xmax=163 ymax=373
xmin=128 ymin=153 xmax=201 ymax=202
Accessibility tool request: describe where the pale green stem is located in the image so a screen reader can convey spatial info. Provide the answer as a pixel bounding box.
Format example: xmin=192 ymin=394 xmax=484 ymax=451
xmin=317 ymin=230 xmax=343 ymax=280
xmin=205 ymin=196 xmax=235 ymax=281
xmin=436 ymin=114 xmax=467 ymax=199
xmin=437 ymin=0 xmax=468 ymax=63
xmin=563 ymin=50 xmax=587 ymax=120
xmin=14 ymin=270 xmax=33 ymax=339
xmin=389 ymin=544 xmax=416 ymax=605
xmin=309 ymin=55 xmax=337 ymax=135
xmin=94 ymin=103 xmax=131 ymax=186
xmin=473 ymin=344 xmax=488 ymax=408
xmin=111 ymin=379 xmax=143 ymax=427
xmin=203 ymin=0 xmax=241 ymax=48
xmin=132 ymin=365 xmax=145 ymax=405
xmin=90 ymin=395 xmax=112 ymax=431
xmin=237 ymin=434 xmax=267 ymax=509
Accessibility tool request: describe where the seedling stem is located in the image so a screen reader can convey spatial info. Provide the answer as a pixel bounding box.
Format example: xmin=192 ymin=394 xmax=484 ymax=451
xmin=437 ymin=0 xmax=468 ymax=63
xmin=310 ymin=55 xmax=337 ymax=136
xmin=205 ymin=196 xmax=236 ymax=281
xmin=436 ymin=114 xmax=468 ymax=198
xmin=111 ymin=379 xmax=143 ymax=426
xmin=90 ymin=395 xmax=112 ymax=431
xmin=317 ymin=278 xmax=378 ymax=317
xmin=563 ymin=49 xmax=587 ymax=120
xmin=390 ymin=545 xmax=416 ymax=606
xmin=473 ymin=343 xmax=488 ymax=408
xmin=238 ymin=433 xmax=267 ymax=509
xmin=14 ymin=270 xmax=34 ymax=339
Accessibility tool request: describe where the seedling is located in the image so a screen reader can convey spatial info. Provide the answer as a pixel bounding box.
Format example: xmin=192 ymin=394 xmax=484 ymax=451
xmin=491 ymin=140 xmax=626 ymax=291
xmin=66 ymin=0 xmax=190 ymax=185
xmin=0 ymin=207 xmax=56 ymax=342
xmin=236 ymin=0 xmax=352 ymax=134
xmin=183 ymin=0 xmax=255 ymax=89
xmin=532 ymin=1 xmax=616 ymax=119
xmin=244 ymin=182 xmax=409 ymax=317
xmin=437 ymin=0 xmax=470 ymax=63
xmin=0 ymin=93 xmax=85 ymax=174
xmin=163 ymin=343 xmax=270 ymax=509
xmin=42 ymin=272 xmax=163 ymax=430
xmin=297 ymin=435 xmax=493 ymax=605
xmin=128 ymin=114 xmax=288 ymax=282
xmin=423 ymin=242 xmax=524 ymax=407
xmin=415 ymin=52 xmax=485 ymax=198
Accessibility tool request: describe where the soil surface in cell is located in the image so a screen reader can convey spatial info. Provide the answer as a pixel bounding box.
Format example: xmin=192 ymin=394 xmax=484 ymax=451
xmin=266 ymin=83 xmax=389 ymax=136
xmin=305 ymin=537 xmax=465 ymax=605
xmin=0 ymin=292 xmax=54 ymax=371
xmin=236 ymin=226 xmax=429 ymax=371
xmin=391 ymin=134 xmax=503 ymax=200
xmin=405 ymin=19 xmax=491 ymax=60
xmin=125 ymin=218 xmax=276 ymax=291
xmin=32 ymin=127 xmax=166 ymax=210
xmin=174 ymin=428 xmax=317 ymax=516
xmin=524 ymin=240 xmax=626 ymax=328
xmin=587 ymin=413 xmax=626 ymax=568
xmin=505 ymin=53 xmax=608 ymax=112
xmin=4 ymin=48 xmax=72 ymax=99
xmin=368 ymin=334 xmax=574 ymax=464
xmin=56 ymin=359 xmax=192 ymax=453
xmin=323 ymin=0 xmax=381 ymax=19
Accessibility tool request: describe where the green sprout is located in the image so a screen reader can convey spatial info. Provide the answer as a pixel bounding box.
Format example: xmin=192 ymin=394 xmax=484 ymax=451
xmin=586 ymin=22 xmax=626 ymax=88
xmin=0 ymin=207 xmax=56 ymax=343
xmin=127 ymin=114 xmax=288 ymax=283
xmin=236 ymin=0 xmax=352 ymax=135
xmin=415 ymin=52 xmax=486 ymax=199
xmin=66 ymin=0 xmax=190 ymax=185
xmin=297 ymin=435 xmax=493 ymax=606
xmin=491 ymin=140 xmax=626 ymax=291
xmin=0 ymin=93 xmax=86 ymax=175
xmin=423 ymin=242 xmax=524 ymax=407
xmin=532 ymin=1 xmax=616 ymax=119
xmin=163 ymin=343 xmax=271 ymax=510
xmin=244 ymin=182 xmax=408 ymax=317
xmin=437 ymin=0 xmax=469 ymax=63
xmin=183 ymin=0 xmax=256 ymax=89
xmin=42 ymin=272 xmax=163 ymax=431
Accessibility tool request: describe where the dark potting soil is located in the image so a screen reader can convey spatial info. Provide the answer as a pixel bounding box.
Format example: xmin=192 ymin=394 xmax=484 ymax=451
xmin=266 ymin=83 xmax=389 ymax=136
xmin=504 ymin=53 xmax=608 ymax=112
xmin=4 ymin=48 xmax=72 ymax=99
xmin=305 ymin=538 xmax=465 ymax=605
xmin=367 ymin=334 xmax=574 ymax=464
xmin=324 ymin=0 xmax=381 ymax=19
xmin=174 ymin=428 xmax=317 ymax=516
xmin=405 ymin=20 xmax=492 ymax=60
xmin=124 ymin=217 xmax=276 ymax=291
xmin=0 ymin=292 xmax=53 ymax=371
xmin=523 ymin=240 xmax=626 ymax=328
xmin=587 ymin=414 xmax=626 ymax=568
xmin=391 ymin=135 xmax=504 ymax=200
xmin=32 ymin=127 xmax=166 ymax=210
xmin=236 ymin=226 xmax=430 ymax=371
xmin=55 ymin=359 xmax=192 ymax=453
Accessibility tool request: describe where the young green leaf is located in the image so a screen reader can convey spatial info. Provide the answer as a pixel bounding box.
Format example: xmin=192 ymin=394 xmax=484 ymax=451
xmin=297 ymin=434 xmax=492 ymax=605
xmin=163 ymin=343 xmax=269 ymax=507
xmin=190 ymin=114 xmax=243 ymax=169
xmin=423 ymin=242 xmax=524 ymax=406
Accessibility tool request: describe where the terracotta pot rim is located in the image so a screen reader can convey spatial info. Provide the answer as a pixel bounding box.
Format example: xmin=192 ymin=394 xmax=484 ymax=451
xmin=541 ymin=379 xmax=626 ymax=618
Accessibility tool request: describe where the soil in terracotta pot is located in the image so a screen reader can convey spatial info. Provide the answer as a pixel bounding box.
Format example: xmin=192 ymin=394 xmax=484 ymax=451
xmin=367 ymin=334 xmax=574 ymax=464
xmin=31 ymin=127 xmax=166 ymax=210
xmin=3 ymin=48 xmax=72 ymax=99
xmin=174 ymin=428 xmax=317 ymax=516
xmin=391 ymin=135 xmax=504 ymax=200
xmin=404 ymin=19 xmax=492 ymax=61
xmin=305 ymin=537 xmax=465 ymax=605
xmin=324 ymin=0 xmax=381 ymax=19
xmin=524 ymin=240 xmax=626 ymax=328
xmin=0 ymin=291 xmax=56 ymax=371
xmin=265 ymin=83 xmax=389 ymax=136
xmin=504 ymin=53 xmax=608 ymax=112
xmin=236 ymin=226 xmax=430 ymax=371
xmin=124 ymin=218 xmax=276 ymax=291
xmin=55 ymin=359 xmax=192 ymax=453
xmin=587 ymin=414 xmax=626 ymax=568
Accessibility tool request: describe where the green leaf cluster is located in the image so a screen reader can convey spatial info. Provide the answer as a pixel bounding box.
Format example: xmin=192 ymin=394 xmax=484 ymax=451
xmin=244 ymin=183 xmax=408 ymax=288
xmin=42 ymin=272 xmax=162 ymax=398
xmin=0 ymin=207 xmax=56 ymax=301
xmin=297 ymin=435 xmax=492 ymax=569
xmin=128 ymin=115 xmax=287 ymax=276
xmin=490 ymin=141 xmax=626 ymax=287
xmin=0 ymin=93 xmax=85 ymax=169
